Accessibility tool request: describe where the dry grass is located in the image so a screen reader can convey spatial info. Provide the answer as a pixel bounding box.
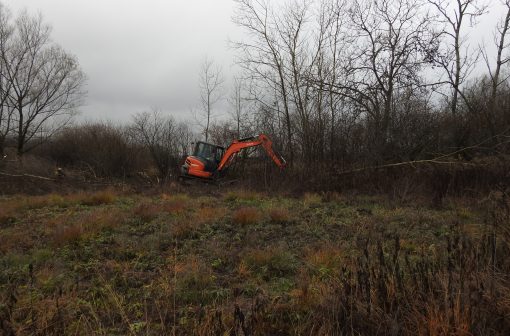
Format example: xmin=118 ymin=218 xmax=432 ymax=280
xmin=269 ymin=207 xmax=291 ymax=224
xmin=303 ymin=245 xmax=344 ymax=278
xmin=224 ymin=190 xmax=263 ymax=202
xmin=232 ymin=207 xmax=261 ymax=225
xmin=194 ymin=206 xmax=226 ymax=225
xmin=242 ymin=245 xmax=298 ymax=278
xmin=0 ymin=229 xmax=34 ymax=253
xmin=51 ymin=208 xmax=126 ymax=246
xmin=53 ymin=223 xmax=84 ymax=247
xmin=0 ymin=189 xmax=118 ymax=223
xmin=170 ymin=206 xmax=225 ymax=239
xmin=132 ymin=202 xmax=161 ymax=222
xmin=162 ymin=199 xmax=187 ymax=214
xmin=2 ymin=189 xmax=508 ymax=335
xmin=303 ymin=192 xmax=322 ymax=207
xmin=0 ymin=200 xmax=18 ymax=226
xmin=322 ymin=191 xmax=345 ymax=203
xmin=76 ymin=189 xmax=117 ymax=206
xmin=133 ymin=197 xmax=188 ymax=222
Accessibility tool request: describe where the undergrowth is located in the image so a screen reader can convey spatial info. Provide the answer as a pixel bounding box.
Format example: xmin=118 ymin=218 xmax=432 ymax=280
xmin=0 ymin=188 xmax=509 ymax=335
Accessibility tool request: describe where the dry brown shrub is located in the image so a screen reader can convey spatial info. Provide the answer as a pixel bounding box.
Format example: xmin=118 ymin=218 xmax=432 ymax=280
xmin=162 ymin=199 xmax=187 ymax=214
xmin=304 ymin=245 xmax=344 ymax=270
xmin=133 ymin=198 xmax=187 ymax=223
xmin=174 ymin=255 xmax=214 ymax=297
xmin=237 ymin=260 xmax=251 ymax=278
xmin=225 ymin=190 xmax=263 ymax=201
xmin=242 ymin=245 xmax=298 ymax=278
xmin=170 ymin=206 xmax=225 ymax=239
xmin=170 ymin=220 xmax=196 ymax=239
xmin=28 ymin=194 xmax=68 ymax=208
xmin=77 ymin=189 xmax=117 ymax=206
xmin=0 ymin=230 xmax=33 ymax=253
xmin=83 ymin=208 xmax=126 ymax=231
xmin=303 ymin=193 xmax=322 ymax=207
xmin=0 ymin=200 xmax=18 ymax=226
xmin=232 ymin=207 xmax=261 ymax=225
xmin=51 ymin=208 xmax=126 ymax=246
xmin=194 ymin=207 xmax=226 ymax=225
xmin=322 ymin=191 xmax=345 ymax=203
xmin=269 ymin=207 xmax=291 ymax=224
xmin=133 ymin=202 xmax=160 ymax=222
xmin=53 ymin=223 xmax=84 ymax=247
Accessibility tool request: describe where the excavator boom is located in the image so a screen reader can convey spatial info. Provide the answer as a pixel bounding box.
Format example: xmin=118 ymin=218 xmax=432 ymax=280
xmin=217 ymin=134 xmax=286 ymax=172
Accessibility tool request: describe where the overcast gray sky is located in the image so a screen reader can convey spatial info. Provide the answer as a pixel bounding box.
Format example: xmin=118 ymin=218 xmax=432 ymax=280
xmin=2 ymin=0 xmax=507 ymax=124
xmin=4 ymin=0 xmax=241 ymax=123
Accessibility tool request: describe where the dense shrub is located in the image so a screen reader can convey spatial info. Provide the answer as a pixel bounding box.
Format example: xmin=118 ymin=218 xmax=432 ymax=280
xmin=47 ymin=123 xmax=146 ymax=178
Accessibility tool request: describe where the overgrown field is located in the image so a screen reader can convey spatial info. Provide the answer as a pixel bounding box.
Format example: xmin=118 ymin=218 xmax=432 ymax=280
xmin=1 ymin=189 xmax=509 ymax=335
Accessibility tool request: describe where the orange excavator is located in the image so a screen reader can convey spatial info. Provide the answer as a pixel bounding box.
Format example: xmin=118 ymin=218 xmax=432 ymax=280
xmin=180 ymin=134 xmax=286 ymax=180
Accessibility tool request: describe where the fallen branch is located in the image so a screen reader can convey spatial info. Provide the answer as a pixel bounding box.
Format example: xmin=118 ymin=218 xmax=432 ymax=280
xmin=337 ymin=129 xmax=510 ymax=175
xmin=0 ymin=171 xmax=55 ymax=181
xmin=336 ymin=159 xmax=485 ymax=175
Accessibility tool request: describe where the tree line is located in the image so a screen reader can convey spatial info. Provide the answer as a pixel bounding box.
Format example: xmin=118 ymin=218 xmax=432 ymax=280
xmin=222 ymin=0 xmax=510 ymax=171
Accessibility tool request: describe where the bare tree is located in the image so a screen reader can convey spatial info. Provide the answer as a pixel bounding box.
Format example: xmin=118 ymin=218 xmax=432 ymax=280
xmin=0 ymin=9 xmax=85 ymax=156
xmin=198 ymin=57 xmax=223 ymax=142
xmin=427 ymin=0 xmax=487 ymax=117
xmin=324 ymin=0 xmax=438 ymax=162
xmin=480 ymin=0 xmax=510 ymax=138
xmin=130 ymin=109 xmax=192 ymax=179
xmin=0 ymin=3 xmax=13 ymax=157
xmin=228 ymin=76 xmax=250 ymax=138
xmin=233 ymin=0 xmax=295 ymax=165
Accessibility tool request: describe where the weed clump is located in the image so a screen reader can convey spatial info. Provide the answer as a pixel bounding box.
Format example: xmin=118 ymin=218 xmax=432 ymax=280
xmin=194 ymin=207 xmax=225 ymax=225
xmin=232 ymin=207 xmax=261 ymax=225
xmin=303 ymin=193 xmax=322 ymax=207
xmin=51 ymin=208 xmax=126 ymax=246
xmin=78 ymin=189 xmax=117 ymax=206
xmin=269 ymin=207 xmax=291 ymax=224
xmin=0 ymin=202 xmax=17 ymax=226
xmin=133 ymin=203 xmax=160 ymax=222
xmin=175 ymin=256 xmax=215 ymax=303
xmin=162 ymin=199 xmax=187 ymax=214
xmin=225 ymin=190 xmax=263 ymax=202
xmin=243 ymin=246 xmax=298 ymax=279
xmin=53 ymin=224 xmax=83 ymax=247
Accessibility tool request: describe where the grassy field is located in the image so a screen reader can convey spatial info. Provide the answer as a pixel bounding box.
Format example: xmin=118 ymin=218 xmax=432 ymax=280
xmin=0 ymin=188 xmax=509 ymax=335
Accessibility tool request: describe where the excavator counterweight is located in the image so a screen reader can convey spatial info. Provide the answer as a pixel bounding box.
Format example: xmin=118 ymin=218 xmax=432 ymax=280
xmin=180 ymin=134 xmax=286 ymax=180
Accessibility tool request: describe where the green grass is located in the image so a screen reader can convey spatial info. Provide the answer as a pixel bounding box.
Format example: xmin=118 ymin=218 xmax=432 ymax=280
xmin=1 ymin=189 xmax=507 ymax=335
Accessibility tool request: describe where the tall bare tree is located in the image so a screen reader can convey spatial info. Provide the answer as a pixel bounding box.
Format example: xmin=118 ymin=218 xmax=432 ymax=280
xmin=427 ymin=0 xmax=487 ymax=118
xmin=0 ymin=10 xmax=85 ymax=156
xmin=326 ymin=0 xmax=438 ymax=161
xmin=233 ymin=0 xmax=295 ymax=165
xmin=480 ymin=0 xmax=510 ymax=138
xmin=228 ymin=76 xmax=246 ymax=138
xmin=0 ymin=2 xmax=13 ymax=157
xmin=198 ymin=57 xmax=223 ymax=142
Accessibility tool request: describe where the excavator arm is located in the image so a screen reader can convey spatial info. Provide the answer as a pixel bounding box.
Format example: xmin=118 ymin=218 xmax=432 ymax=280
xmin=217 ymin=134 xmax=286 ymax=172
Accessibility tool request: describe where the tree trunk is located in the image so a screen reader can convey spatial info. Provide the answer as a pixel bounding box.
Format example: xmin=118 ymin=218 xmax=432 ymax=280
xmin=17 ymin=103 xmax=24 ymax=157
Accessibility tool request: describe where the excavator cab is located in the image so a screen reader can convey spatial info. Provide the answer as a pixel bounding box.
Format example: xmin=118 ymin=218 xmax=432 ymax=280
xmin=192 ymin=142 xmax=225 ymax=172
